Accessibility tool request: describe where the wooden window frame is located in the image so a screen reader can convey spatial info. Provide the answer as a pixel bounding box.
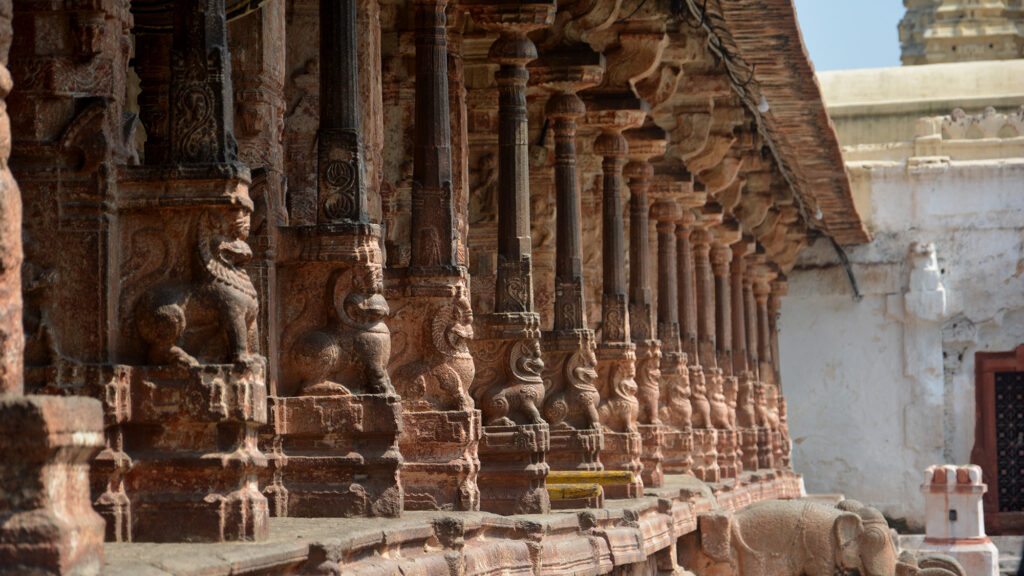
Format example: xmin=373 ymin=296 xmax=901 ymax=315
xmin=972 ymin=344 xmax=1024 ymax=535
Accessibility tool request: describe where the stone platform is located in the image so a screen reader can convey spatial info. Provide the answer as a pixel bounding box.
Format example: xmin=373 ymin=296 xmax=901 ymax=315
xmin=102 ymin=471 xmax=802 ymax=575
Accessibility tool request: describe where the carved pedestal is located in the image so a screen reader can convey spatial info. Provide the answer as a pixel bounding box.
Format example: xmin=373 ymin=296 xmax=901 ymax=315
xmin=662 ymin=428 xmax=694 ymax=475
xmin=716 ymin=429 xmax=739 ymax=480
xmin=597 ymin=344 xmax=643 ymax=498
xmin=125 ymin=364 xmax=269 ymax=542
xmin=756 ymin=427 xmax=774 ymax=470
xmin=635 ymin=341 xmax=664 ymax=488
xmin=388 ymin=276 xmax=481 ymax=511
xmin=268 ymin=394 xmax=403 ymax=517
xmin=542 ymin=331 xmax=603 ymax=473
xmin=271 ymin=224 xmax=404 ymax=518
xmin=739 ymin=428 xmax=759 ymax=472
xmin=470 ymin=314 xmax=550 ymax=514
xmin=0 ymin=396 xmax=105 ymax=573
xmin=691 ymin=428 xmax=720 ymax=483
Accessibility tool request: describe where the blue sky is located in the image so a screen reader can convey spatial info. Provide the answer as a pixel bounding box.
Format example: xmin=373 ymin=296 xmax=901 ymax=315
xmin=793 ymin=0 xmax=905 ymax=71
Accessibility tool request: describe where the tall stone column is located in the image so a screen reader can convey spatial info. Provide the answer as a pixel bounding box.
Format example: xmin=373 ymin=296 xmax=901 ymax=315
xmin=626 ymin=126 xmax=667 ymax=488
xmin=689 ymin=205 xmax=723 ymax=483
xmin=587 ymin=94 xmax=647 ymax=498
xmin=530 ymin=51 xmax=604 ymax=499
xmin=769 ymin=274 xmax=789 ymax=468
xmin=462 ymin=0 xmax=554 ymax=514
xmin=385 ymin=0 xmax=481 ymax=512
xmin=8 ymin=0 xmax=131 ymax=543
xmin=0 ymin=0 xmax=105 ymax=568
xmin=751 ymin=260 xmax=777 ymax=470
xmin=118 ymin=0 xmax=271 ymax=540
xmin=650 ymin=199 xmax=692 ymax=475
xmin=710 ymin=221 xmax=741 ymax=480
xmin=268 ymin=0 xmax=402 ymax=519
xmin=732 ymin=238 xmax=759 ymax=473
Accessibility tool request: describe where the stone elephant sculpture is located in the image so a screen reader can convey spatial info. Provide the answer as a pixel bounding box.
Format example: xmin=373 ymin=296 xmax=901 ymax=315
xmin=680 ymin=500 xmax=899 ymax=576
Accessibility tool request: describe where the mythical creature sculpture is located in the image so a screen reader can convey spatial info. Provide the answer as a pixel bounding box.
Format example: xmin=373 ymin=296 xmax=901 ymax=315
xmin=681 ymin=500 xmax=905 ymax=576
xmin=709 ymin=372 xmax=731 ymax=430
xmin=473 ymin=339 xmax=546 ymax=427
xmin=393 ymin=292 xmax=475 ymax=410
xmin=542 ymin=342 xmax=601 ymax=431
xmin=754 ymin=383 xmax=770 ymax=428
xmin=598 ymin=359 xmax=639 ymax=434
xmin=690 ymin=367 xmax=712 ymax=428
xmin=636 ymin=349 xmax=662 ymax=425
xmin=659 ymin=364 xmax=692 ymax=430
xmin=736 ymin=378 xmax=757 ymax=428
xmin=135 ymin=201 xmax=259 ymax=368
xmin=289 ymin=265 xmax=394 ymax=395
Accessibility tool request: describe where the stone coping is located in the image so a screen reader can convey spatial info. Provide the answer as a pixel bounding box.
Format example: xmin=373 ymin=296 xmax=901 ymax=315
xmin=103 ymin=471 xmax=802 ymax=575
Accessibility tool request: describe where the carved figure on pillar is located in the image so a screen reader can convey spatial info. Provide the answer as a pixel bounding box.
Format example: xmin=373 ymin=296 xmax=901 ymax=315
xmin=115 ymin=0 xmax=270 ymax=542
xmin=626 ymin=125 xmax=668 ymax=488
xmin=530 ymin=48 xmax=605 ymax=485
xmin=710 ymin=221 xmax=741 ymax=479
xmin=586 ymin=93 xmax=648 ymax=498
xmin=731 ymin=237 xmax=759 ymax=474
xmin=267 ymin=0 xmax=402 ymax=519
xmin=688 ymin=206 xmax=722 ymax=483
xmin=384 ymin=0 xmax=482 ymax=512
xmin=462 ymin=0 xmax=555 ymax=515
xmin=651 ymin=196 xmax=692 ymax=475
xmin=751 ymin=261 xmax=777 ymax=470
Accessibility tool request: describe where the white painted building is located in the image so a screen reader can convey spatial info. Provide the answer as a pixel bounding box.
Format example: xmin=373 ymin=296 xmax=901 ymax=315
xmin=782 ymin=60 xmax=1024 ymax=529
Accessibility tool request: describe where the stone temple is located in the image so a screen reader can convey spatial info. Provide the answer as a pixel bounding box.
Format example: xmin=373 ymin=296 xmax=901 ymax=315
xmin=0 ymin=0 xmax=1006 ymax=574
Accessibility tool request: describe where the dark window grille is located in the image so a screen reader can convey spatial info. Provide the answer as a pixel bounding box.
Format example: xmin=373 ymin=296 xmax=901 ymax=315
xmin=995 ymin=371 xmax=1024 ymax=513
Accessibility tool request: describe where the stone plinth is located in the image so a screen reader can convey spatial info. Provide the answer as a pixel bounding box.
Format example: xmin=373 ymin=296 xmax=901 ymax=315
xmin=638 ymin=423 xmax=665 ymax=487
xmin=268 ymin=394 xmax=403 ymax=518
xmin=470 ymin=314 xmax=550 ymax=514
xmin=691 ymin=429 xmax=720 ymax=483
xmin=661 ymin=428 xmax=694 ymax=475
xmin=0 ymin=396 xmax=105 ymax=574
xmin=476 ymin=423 xmax=551 ymax=514
xmin=602 ymin=431 xmax=644 ymax=499
xmin=548 ymin=427 xmax=603 ymax=473
xmin=739 ymin=428 xmax=759 ymax=472
xmin=125 ymin=364 xmax=269 ymax=542
xmin=918 ymin=465 xmax=998 ymax=576
xmin=399 ymin=410 xmax=481 ymax=511
xmin=717 ymin=429 xmax=740 ymax=479
xmin=756 ymin=427 xmax=774 ymax=470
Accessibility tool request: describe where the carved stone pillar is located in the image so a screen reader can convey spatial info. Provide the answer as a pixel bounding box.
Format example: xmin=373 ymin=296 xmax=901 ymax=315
xmin=116 ymin=0 xmax=270 ymax=541
xmin=689 ymin=206 xmax=722 ymax=483
xmin=530 ymin=51 xmax=604 ymax=493
xmin=732 ymin=238 xmax=759 ymax=474
xmin=626 ymin=126 xmax=667 ymax=489
xmin=751 ymin=261 xmax=777 ymax=471
xmin=650 ymin=199 xmax=692 ymax=476
xmin=0 ymin=0 xmax=106 ymax=569
xmin=462 ymin=0 xmax=554 ymax=515
xmin=268 ymin=0 xmax=402 ymax=519
xmin=587 ymin=94 xmax=646 ymax=499
xmin=8 ymin=0 xmax=132 ymax=543
xmin=769 ymin=274 xmax=788 ymax=468
xmin=711 ymin=221 xmax=741 ymax=480
xmin=384 ymin=0 xmax=481 ymax=512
